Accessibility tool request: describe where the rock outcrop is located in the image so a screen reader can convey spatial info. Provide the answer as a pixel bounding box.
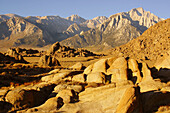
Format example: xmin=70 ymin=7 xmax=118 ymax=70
xmin=6 ymin=47 xmax=41 ymax=57
xmin=4 ymin=48 xmax=27 ymax=63
xmin=38 ymin=55 xmax=60 ymax=67
xmin=0 ymin=52 xmax=21 ymax=64
xmin=47 ymin=42 xmax=98 ymax=57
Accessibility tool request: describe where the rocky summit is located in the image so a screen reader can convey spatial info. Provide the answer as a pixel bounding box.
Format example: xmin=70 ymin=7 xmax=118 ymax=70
xmin=0 ymin=7 xmax=169 ymax=113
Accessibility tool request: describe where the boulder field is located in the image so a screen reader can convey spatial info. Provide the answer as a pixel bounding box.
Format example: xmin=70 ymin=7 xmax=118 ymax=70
xmin=0 ymin=56 xmax=169 ymax=113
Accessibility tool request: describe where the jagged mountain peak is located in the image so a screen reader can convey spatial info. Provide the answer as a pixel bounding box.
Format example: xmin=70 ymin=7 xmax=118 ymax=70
xmin=0 ymin=13 xmax=22 ymax=22
xmin=131 ymin=7 xmax=144 ymax=13
xmin=4 ymin=13 xmax=21 ymax=18
xmin=92 ymin=16 xmax=108 ymax=20
xmin=80 ymin=16 xmax=108 ymax=29
xmin=69 ymin=14 xmax=80 ymax=18
xmin=128 ymin=7 xmax=164 ymax=28
xmin=66 ymin=14 xmax=86 ymax=24
xmin=61 ymin=8 xmax=164 ymax=52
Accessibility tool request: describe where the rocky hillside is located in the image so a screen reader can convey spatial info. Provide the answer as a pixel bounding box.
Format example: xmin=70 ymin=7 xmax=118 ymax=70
xmin=47 ymin=42 xmax=98 ymax=58
xmin=63 ymin=23 xmax=90 ymax=37
xmin=60 ymin=8 xmax=164 ymax=51
xmin=0 ymin=17 xmax=48 ymax=48
xmin=109 ymin=18 xmax=170 ymax=67
xmin=0 ymin=14 xmax=21 ymax=22
xmin=0 ymin=14 xmax=87 ymax=48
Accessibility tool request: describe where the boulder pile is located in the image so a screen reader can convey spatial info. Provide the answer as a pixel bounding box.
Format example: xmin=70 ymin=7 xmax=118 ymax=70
xmin=6 ymin=47 xmax=42 ymax=57
xmin=38 ymin=55 xmax=61 ymax=67
xmin=1 ymin=56 xmax=169 ymax=113
xmin=0 ymin=52 xmax=27 ymax=64
xmin=47 ymin=42 xmax=98 ymax=57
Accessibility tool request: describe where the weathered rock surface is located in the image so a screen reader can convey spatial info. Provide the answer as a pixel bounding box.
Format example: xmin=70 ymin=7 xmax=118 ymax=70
xmin=59 ymin=84 xmax=140 ymax=113
xmin=38 ymin=55 xmax=60 ymax=67
xmin=56 ymin=89 xmax=78 ymax=104
xmin=5 ymin=82 xmax=55 ymax=110
xmin=155 ymin=55 xmax=170 ymax=70
xmin=54 ymin=84 xmax=83 ymax=93
xmin=41 ymin=70 xmax=83 ymax=83
xmin=83 ymin=64 xmax=93 ymax=75
xmin=128 ymin=58 xmax=142 ymax=83
xmin=86 ymin=72 xmax=105 ymax=83
xmin=107 ymin=57 xmax=128 ymax=82
xmin=139 ymin=80 xmax=163 ymax=93
xmin=92 ymin=58 xmax=107 ymax=73
xmin=69 ymin=62 xmax=83 ymax=70
xmin=72 ymin=74 xmax=85 ymax=83
xmin=1 ymin=55 xmax=170 ymax=113
xmin=0 ymin=52 xmax=21 ymax=64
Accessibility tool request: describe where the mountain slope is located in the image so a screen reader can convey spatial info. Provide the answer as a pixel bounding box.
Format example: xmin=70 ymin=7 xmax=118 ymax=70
xmin=0 ymin=14 xmax=108 ymax=49
xmin=60 ymin=8 xmax=164 ymax=51
xmin=0 ymin=17 xmax=50 ymax=48
xmin=0 ymin=15 xmax=87 ymax=48
xmin=25 ymin=15 xmax=74 ymax=33
xmin=109 ymin=18 xmax=170 ymax=66
xmin=0 ymin=14 xmax=21 ymax=22
xmin=81 ymin=16 xmax=108 ymax=28
xmin=63 ymin=23 xmax=90 ymax=37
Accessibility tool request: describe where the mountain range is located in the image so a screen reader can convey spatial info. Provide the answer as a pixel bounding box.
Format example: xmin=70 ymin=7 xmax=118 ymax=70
xmin=60 ymin=7 xmax=164 ymax=51
xmin=0 ymin=7 xmax=164 ymax=51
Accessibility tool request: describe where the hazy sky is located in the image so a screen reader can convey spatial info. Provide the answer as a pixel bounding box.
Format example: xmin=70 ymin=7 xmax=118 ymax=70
xmin=0 ymin=0 xmax=169 ymax=19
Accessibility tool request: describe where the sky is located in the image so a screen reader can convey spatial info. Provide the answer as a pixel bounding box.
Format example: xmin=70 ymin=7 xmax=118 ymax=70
xmin=0 ymin=0 xmax=169 ymax=19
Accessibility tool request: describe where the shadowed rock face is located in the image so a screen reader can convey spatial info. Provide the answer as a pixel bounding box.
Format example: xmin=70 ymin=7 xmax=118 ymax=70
xmin=0 ymin=51 xmax=27 ymax=64
xmin=6 ymin=47 xmax=41 ymax=57
xmin=5 ymin=48 xmax=27 ymax=63
xmin=5 ymin=83 xmax=55 ymax=111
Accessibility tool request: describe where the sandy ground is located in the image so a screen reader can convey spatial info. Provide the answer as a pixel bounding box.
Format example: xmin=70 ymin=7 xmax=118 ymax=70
xmin=24 ymin=55 xmax=115 ymax=68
